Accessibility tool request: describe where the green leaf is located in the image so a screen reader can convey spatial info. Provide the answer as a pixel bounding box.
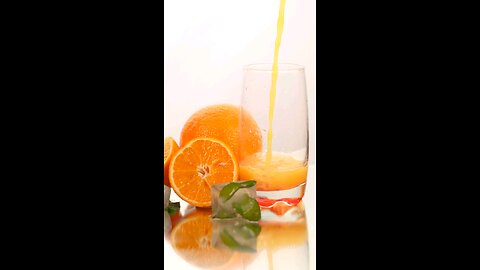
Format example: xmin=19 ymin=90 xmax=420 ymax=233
xmin=166 ymin=201 xmax=180 ymax=215
xmin=238 ymin=180 xmax=256 ymax=188
xmin=219 ymin=182 xmax=241 ymax=202
xmin=232 ymin=194 xmax=261 ymax=221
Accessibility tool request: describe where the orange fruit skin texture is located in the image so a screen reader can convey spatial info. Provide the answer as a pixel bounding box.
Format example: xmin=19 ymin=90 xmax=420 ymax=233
xmin=180 ymin=104 xmax=262 ymax=162
xmin=164 ymin=137 xmax=179 ymax=187
xmin=169 ymin=138 xmax=239 ymax=208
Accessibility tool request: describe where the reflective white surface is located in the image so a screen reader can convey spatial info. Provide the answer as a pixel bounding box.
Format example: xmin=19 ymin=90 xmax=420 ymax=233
xmin=164 ymin=166 xmax=316 ymax=270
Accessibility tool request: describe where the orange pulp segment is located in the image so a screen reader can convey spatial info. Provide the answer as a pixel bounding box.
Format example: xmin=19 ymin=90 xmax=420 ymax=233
xmin=169 ymin=138 xmax=238 ymax=207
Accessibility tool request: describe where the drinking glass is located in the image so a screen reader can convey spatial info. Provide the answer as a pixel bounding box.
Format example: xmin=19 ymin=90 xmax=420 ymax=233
xmin=239 ymin=63 xmax=309 ymax=208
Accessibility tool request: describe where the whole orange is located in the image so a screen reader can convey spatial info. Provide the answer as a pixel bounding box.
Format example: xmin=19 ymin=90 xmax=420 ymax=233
xmin=180 ymin=104 xmax=262 ymax=162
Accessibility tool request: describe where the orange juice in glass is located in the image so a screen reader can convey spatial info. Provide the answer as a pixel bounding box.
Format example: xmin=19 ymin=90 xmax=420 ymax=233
xmin=239 ymin=63 xmax=309 ymax=207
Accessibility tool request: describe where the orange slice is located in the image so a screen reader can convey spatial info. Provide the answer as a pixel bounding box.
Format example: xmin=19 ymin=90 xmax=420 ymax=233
xmin=164 ymin=137 xmax=179 ymax=187
xmin=170 ymin=209 xmax=234 ymax=268
xmin=169 ymin=138 xmax=238 ymax=207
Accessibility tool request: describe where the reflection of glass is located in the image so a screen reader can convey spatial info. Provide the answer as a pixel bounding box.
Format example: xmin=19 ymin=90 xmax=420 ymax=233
xmin=240 ymin=64 xmax=309 ymax=208
xmin=248 ymin=203 xmax=309 ymax=270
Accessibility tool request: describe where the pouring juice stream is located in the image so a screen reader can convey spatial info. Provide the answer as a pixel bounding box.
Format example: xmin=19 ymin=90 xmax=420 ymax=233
xmin=239 ymin=0 xmax=307 ymax=192
xmin=266 ymin=0 xmax=286 ymax=165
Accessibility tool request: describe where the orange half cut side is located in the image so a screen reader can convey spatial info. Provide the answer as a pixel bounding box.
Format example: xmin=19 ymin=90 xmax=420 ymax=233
xmin=169 ymin=138 xmax=238 ymax=207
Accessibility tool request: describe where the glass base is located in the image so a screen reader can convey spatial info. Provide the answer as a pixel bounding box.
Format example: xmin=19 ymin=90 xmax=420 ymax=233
xmin=260 ymin=201 xmax=306 ymax=221
xmin=256 ymin=183 xmax=306 ymax=208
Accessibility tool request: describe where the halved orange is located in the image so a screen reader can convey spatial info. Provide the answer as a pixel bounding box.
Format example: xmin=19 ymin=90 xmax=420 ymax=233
xmin=164 ymin=137 xmax=179 ymax=187
xmin=169 ymin=138 xmax=238 ymax=207
xmin=170 ymin=209 xmax=234 ymax=268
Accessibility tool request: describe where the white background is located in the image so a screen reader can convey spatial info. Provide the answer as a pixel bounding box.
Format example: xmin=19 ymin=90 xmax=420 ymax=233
xmin=164 ymin=0 xmax=316 ymax=164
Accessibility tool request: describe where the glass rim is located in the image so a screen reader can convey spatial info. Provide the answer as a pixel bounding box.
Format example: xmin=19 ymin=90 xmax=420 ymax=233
xmin=244 ymin=63 xmax=305 ymax=72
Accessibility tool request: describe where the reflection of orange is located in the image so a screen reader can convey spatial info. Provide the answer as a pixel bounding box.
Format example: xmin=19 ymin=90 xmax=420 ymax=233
xmin=257 ymin=219 xmax=308 ymax=251
xmin=169 ymin=138 xmax=238 ymax=207
xmin=169 ymin=209 xmax=258 ymax=270
xmin=170 ymin=209 xmax=234 ymax=268
xmin=170 ymin=212 xmax=181 ymax=228
xmin=180 ymin=104 xmax=262 ymax=161
xmin=164 ymin=212 xmax=182 ymax=242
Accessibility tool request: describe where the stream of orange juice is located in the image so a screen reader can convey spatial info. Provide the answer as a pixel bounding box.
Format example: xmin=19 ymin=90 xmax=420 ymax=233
xmin=239 ymin=0 xmax=307 ymax=192
xmin=265 ymin=0 xmax=286 ymax=165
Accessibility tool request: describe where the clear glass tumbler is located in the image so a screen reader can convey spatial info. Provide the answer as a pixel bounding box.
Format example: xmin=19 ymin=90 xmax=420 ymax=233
xmin=239 ymin=63 xmax=309 ymax=208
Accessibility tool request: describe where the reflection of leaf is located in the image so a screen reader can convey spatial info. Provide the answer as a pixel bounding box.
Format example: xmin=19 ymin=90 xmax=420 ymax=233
xmin=215 ymin=209 xmax=235 ymax=219
xmin=220 ymin=229 xmax=257 ymax=253
xmin=166 ymin=201 xmax=180 ymax=215
xmin=231 ymin=223 xmax=261 ymax=239
xmin=243 ymin=223 xmax=262 ymax=237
